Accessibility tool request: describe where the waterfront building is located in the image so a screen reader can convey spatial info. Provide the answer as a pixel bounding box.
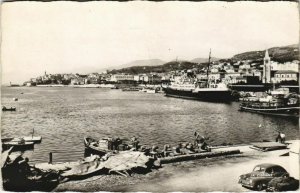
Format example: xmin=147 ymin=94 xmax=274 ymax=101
xmin=70 ymin=77 xmax=85 ymax=85
xmin=139 ymin=74 xmax=149 ymax=83
xmin=223 ymin=72 xmax=242 ymax=84
xmin=196 ymin=74 xmax=208 ymax=81
xmin=271 ymin=60 xmax=299 ymax=72
xmin=252 ymin=70 xmax=262 ymax=81
xmin=133 ymin=75 xmax=140 ymax=82
xmin=87 ymin=73 xmax=101 ymax=84
xmin=239 ymin=63 xmax=251 ymax=70
xmin=271 ymin=70 xmax=298 ymax=83
xmin=63 ymin=74 xmax=76 ymax=80
xmin=110 ymin=74 xmax=134 ymax=82
xmin=148 ymin=74 xmax=162 ymax=84
xmin=262 ymin=50 xmax=271 ymax=83
xmin=211 ymin=68 xmax=219 ymax=73
xmin=208 ymin=72 xmax=221 ymax=81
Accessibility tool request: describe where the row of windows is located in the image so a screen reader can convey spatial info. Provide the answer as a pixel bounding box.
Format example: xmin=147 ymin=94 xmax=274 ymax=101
xmin=275 ymin=74 xmax=297 ymax=78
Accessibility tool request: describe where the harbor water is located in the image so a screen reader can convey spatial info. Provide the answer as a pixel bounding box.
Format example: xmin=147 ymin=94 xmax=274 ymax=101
xmin=1 ymin=87 xmax=299 ymax=163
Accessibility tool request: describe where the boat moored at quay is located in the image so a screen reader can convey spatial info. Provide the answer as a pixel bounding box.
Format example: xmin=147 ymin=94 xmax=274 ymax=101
xmin=239 ymin=88 xmax=300 ymax=117
xmin=164 ymin=81 xmax=235 ymax=102
xmin=164 ymin=50 xmax=236 ymax=102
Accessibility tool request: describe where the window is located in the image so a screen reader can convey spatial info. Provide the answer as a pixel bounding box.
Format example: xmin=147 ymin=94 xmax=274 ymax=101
xmin=253 ymin=166 xmax=265 ymax=172
xmin=265 ymin=168 xmax=273 ymax=174
xmin=273 ymin=166 xmax=286 ymax=173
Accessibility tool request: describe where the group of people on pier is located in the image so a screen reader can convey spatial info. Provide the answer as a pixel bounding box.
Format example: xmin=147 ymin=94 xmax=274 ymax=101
xmin=106 ymin=131 xmax=211 ymax=159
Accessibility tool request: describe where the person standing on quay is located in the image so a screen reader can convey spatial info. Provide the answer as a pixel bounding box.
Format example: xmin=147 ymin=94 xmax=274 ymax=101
xmin=275 ymin=132 xmax=281 ymax=143
xmin=280 ymin=132 xmax=286 ymax=143
xmin=275 ymin=132 xmax=286 ymax=144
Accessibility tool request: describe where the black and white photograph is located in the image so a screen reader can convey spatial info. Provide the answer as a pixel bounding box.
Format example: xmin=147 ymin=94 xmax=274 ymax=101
xmin=1 ymin=0 xmax=299 ymax=192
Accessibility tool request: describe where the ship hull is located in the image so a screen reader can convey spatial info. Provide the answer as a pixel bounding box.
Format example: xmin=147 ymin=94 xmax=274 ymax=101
xmin=164 ymin=87 xmax=234 ymax=102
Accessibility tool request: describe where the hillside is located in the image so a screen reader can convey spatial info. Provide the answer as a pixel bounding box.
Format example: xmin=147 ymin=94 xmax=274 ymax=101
xmin=116 ymin=59 xmax=166 ymax=69
xmin=190 ymin=57 xmax=220 ymax=63
xmin=108 ymin=44 xmax=298 ymax=74
xmin=108 ymin=60 xmax=203 ymax=74
xmin=232 ymin=44 xmax=299 ymax=62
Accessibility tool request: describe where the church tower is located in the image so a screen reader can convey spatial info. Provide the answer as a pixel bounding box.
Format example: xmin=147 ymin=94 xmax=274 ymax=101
xmin=262 ymin=50 xmax=271 ymax=83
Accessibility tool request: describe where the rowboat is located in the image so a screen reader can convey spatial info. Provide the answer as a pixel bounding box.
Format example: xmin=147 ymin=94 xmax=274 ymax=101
xmin=2 ymin=136 xmax=42 ymax=144
xmin=2 ymin=138 xmax=34 ymax=151
xmin=23 ymin=136 xmax=42 ymax=143
xmin=2 ymin=107 xmax=16 ymax=111
xmin=84 ymin=137 xmax=129 ymax=156
xmin=84 ymin=137 xmax=110 ymax=156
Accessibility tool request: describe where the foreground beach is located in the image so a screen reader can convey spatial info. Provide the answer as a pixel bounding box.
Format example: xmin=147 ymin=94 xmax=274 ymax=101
xmin=54 ymin=141 xmax=299 ymax=192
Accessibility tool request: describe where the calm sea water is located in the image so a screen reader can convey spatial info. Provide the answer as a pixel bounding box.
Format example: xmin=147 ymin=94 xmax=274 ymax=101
xmin=1 ymin=87 xmax=299 ymax=163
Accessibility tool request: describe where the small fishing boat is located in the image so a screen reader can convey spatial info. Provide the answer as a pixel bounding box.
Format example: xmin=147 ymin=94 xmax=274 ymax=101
xmin=2 ymin=136 xmax=42 ymax=144
xmin=2 ymin=154 xmax=59 ymax=191
xmin=84 ymin=137 xmax=110 ymax=156
xmin=122 ymin=87 xmax=141 ymax=92
xmin=2 ymin=106 xmax=16 ymax=111
xmin=84 ymin=137 xmax=129 ymax=156
xmin=23 ymin=136 xmax=42 ymax=143
xmin=2 ymin=138 xmax=34 ymax=151
xmin=140 ymin=87 xmax=158 ymax=94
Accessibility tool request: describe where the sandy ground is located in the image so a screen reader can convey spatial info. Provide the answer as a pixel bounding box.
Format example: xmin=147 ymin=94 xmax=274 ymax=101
xmin=54 ymin=141 xmax=299 ymax=192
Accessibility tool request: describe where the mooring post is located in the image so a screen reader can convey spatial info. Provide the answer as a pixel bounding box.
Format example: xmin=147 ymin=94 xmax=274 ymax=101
xmin=49 ymin=152 xmax=53 ymax=164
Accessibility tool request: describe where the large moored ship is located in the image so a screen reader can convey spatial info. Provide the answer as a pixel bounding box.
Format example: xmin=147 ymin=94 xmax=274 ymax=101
xmin=164 ymin=50 xmax=234 ymax=102
xmin=164 ymin=80 xmax=233 ymax=102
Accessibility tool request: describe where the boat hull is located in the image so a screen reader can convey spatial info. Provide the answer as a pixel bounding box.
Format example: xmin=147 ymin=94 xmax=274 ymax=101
xmin=164 ymin=87 xmax=234 ymax=102
xmin=2 ymin=107 xmax=16 ymax=111
xmin=239 ymin=106 xmax=300 ymax=117
xmin=2 ymin=142 xmax=34 ymax=151
xmin=84 ymin=137 xmax=108 ymax=156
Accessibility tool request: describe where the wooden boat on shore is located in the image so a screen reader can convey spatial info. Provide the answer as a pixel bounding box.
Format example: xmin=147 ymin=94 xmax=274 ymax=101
xmin=2 ymin=107 xmax=16 ymax=111
xmin=84 ymin=137 xmax=130 ymax=156
xmin=84 ymin=137 xmax=109 ymax=156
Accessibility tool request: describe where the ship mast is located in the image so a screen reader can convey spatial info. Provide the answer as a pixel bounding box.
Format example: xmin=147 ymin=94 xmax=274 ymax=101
xmin=206 ymin=49 xmax=211 ymax=86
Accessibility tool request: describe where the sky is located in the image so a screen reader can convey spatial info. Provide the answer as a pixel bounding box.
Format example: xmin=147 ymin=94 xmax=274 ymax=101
xmin=1 ymin=1 xmax=299 ymax=84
